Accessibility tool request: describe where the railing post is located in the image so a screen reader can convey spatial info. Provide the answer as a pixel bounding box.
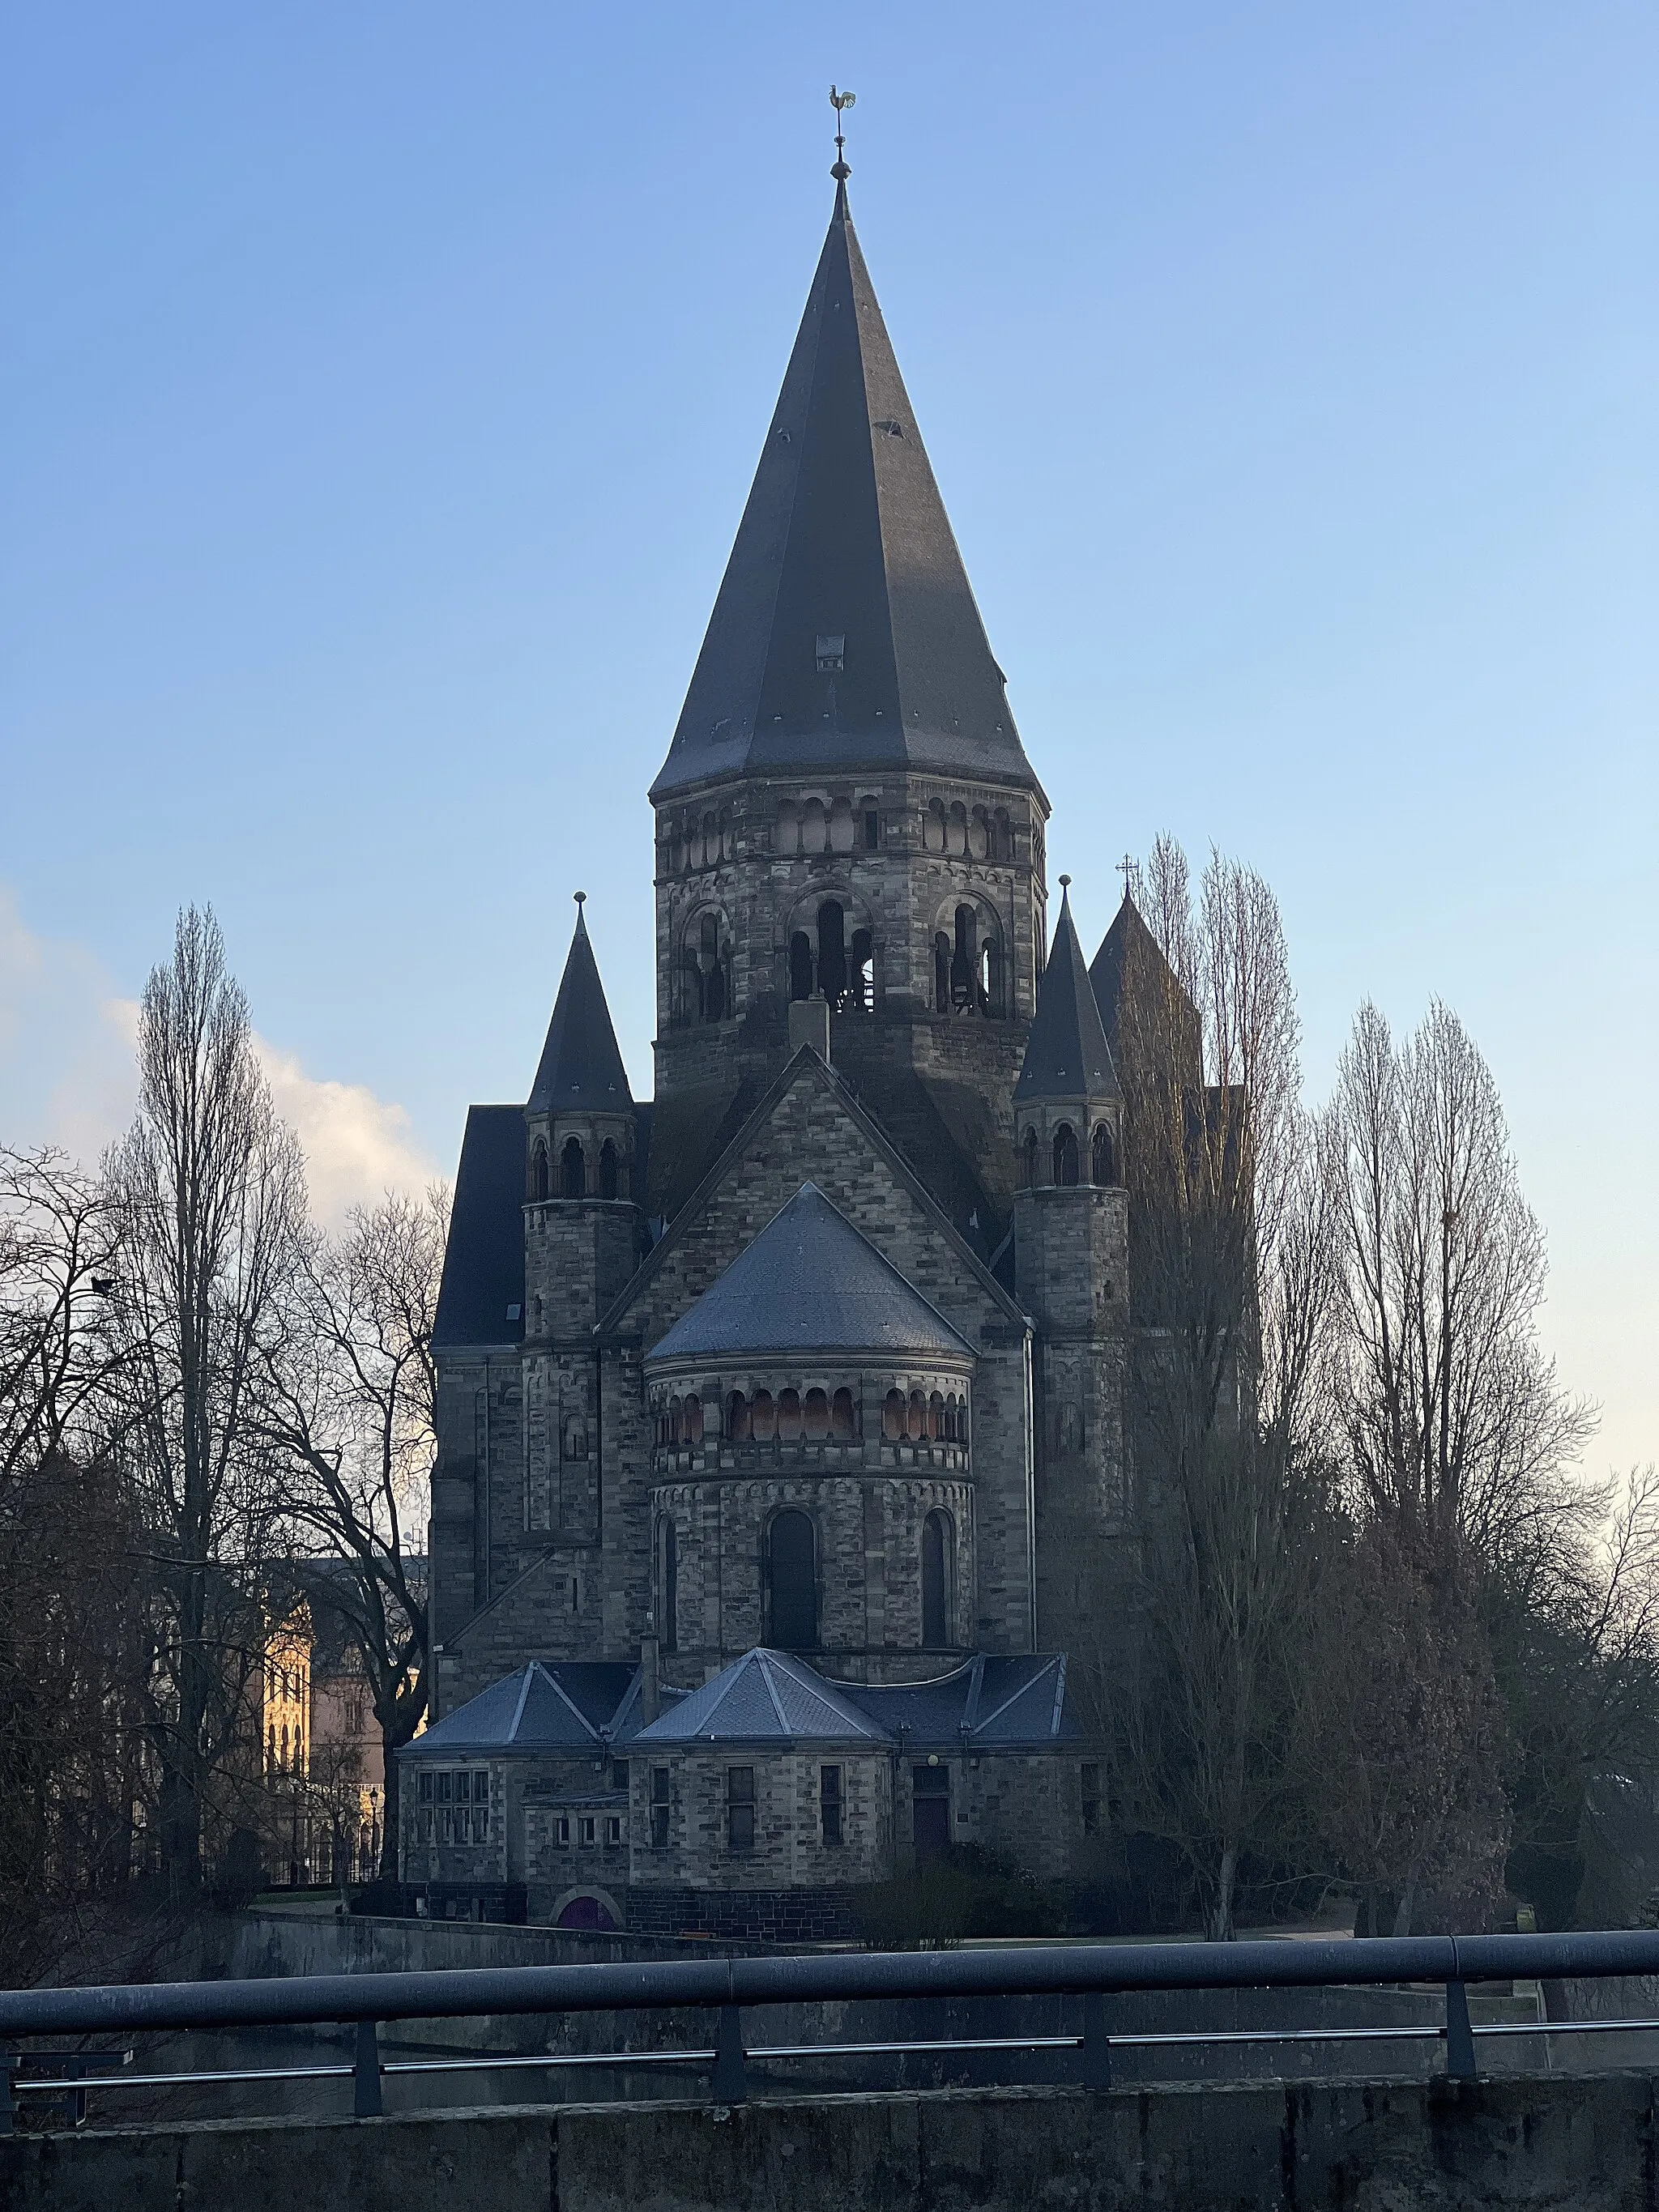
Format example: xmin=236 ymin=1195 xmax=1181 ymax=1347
xmin=1080 ymin=1992 xmax=1112 ymax=2091
xmin=712 ymin=2005 xmax=748 ymax=2106
xmin=1444 ymin=1979 xmax=1477 ymax=2081
xmin=353 ymin=2018 xmax=383 ymax=2117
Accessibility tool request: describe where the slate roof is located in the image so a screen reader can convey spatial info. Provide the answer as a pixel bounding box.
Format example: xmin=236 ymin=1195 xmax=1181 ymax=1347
xmin=528 ymin=906 xmax=634 ymax=1115
xmin=1089 ymin=892 xmax=1202 ymax=1073
xmin=401 ymin=1660 xmax=673 ymax=1760
xmin=1015 ymin=888 xmax=1120 ymax=1104
xmin=644 ymin=1181 xmax=975 ymax=1366
xmin=633 ymin=1649 xmax=891 ymax=1747
xmin=650 ymin=180 xmax=1041 ymax=804
xmin=432 ymin=1106 xmax=527 ymax=1349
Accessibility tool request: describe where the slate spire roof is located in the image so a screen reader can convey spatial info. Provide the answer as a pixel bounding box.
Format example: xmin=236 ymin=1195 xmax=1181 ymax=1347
xmin=527 ymin=902 xmax=634 ymax=1115
xmin=650 ymin=181 xmax=1041 ymax=803
xmin=1014 ymin=884 xmax=1120 ymax=1103
xmin=645 ymin=1182 xmax=974 ymax=1365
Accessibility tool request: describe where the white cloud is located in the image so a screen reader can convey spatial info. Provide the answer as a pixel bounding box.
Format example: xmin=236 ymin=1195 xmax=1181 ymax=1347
xmin=0 ymin=886 xmax=436 ymax=1228
xmin=254 ymin=1037 xmax=438 ymax=1230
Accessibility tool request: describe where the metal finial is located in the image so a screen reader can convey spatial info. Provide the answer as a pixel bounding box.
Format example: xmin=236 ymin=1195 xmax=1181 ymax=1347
xmin=1116 ymin=853 xmax=1135 ymax=901
xmin=574 ymin=889 xmax=586 ymax=906
xmin=1059 ymin=874 xmax=1072 ymax=890
xmin=830 ymin=86 xmax=855 ymax=181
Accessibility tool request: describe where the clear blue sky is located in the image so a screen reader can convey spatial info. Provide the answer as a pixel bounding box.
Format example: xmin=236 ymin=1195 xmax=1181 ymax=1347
xmin=2 ymin=3 xmax=1655 ymax=1470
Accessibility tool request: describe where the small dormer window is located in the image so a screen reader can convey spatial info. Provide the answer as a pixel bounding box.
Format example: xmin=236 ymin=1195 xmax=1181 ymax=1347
xmin=816 ymin=634 xmax=845 ymax=672
xmin=873 ymin=419 xmax=904 ymax=439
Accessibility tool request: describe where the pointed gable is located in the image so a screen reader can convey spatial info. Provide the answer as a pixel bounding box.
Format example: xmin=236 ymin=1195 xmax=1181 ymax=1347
xmin=1089 ymin=892 xmax=1203 ymax=1075
xmin=646 ymin=1181 xmax=974 ymax=1366
xmin=527 ymin=904 xmax=633 ymax=1114
xmin=1015 ymin=888 xmax=1120 ymax=1104
xmin=650 ymin=182 xmax=1040 ymax=803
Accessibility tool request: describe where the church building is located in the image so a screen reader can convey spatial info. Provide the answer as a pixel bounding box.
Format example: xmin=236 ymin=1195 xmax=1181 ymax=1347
xmin=403 ymin=160 xmax=1175 ymax=1935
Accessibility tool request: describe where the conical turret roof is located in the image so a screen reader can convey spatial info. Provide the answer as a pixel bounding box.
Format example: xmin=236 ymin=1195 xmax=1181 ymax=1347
xmin=1015 ymin=887 xmax=1120 ymax=1103
xmin=650 ymin=181 xmax=1041 ymax=804
xmin=527 ymin=904 xmax=633 ymax=1115
xmin=645 ymin=1182 xmax=974 ymax=1365
xmin=1089 ymin=892 xmax=1202 ymax=1072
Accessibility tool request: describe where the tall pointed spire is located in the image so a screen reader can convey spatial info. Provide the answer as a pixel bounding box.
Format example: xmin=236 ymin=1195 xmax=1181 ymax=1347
xmin=1016 ymin=882 xmax=1120 ymax=1104
xmin=650 ymin=183 xmax=1040 ymax=803
xmin=1089 ymin=890 xmax=1201 ymax=1075
xmin=527 ymin=897 xmax=634 ymax=1112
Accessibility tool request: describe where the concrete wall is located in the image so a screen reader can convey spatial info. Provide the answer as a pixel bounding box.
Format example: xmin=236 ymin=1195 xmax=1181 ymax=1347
xmin=6 ymin=2076 xmax=1657 ymax=2212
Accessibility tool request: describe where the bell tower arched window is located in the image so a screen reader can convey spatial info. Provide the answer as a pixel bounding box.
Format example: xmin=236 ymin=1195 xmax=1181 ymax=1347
xmin=817 ymin=901 xmax=847 ymax=1005
xmin=599 ymin=1139 xmax=620 ymax=1200
xmin=658 ymin=1518 xmax=678 ymax=1654
xmin=1021 ymin=1127 xmax=1038 ymax=1188
xmin=561 ymin=1136 xmax=586 ymax=1200
xmin=1052 ymin=1123 xmax=1079 ymax=1187
xmin=789 ymin=931 xmax=814 ymax=1003
xmin=766 ymin=1509 xmax=817 ymax=1651
xmin=950 ymin=906 xmax=977 ymax=1010
xmin=531 ymin=1140 xmax=549 ymax=1202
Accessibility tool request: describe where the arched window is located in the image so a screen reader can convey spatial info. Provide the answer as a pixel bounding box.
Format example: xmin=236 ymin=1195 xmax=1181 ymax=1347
xmin=817 ymin=901 xmax=847 ymax=1006
xmin=789 ymin=932 xmax=814 ymax=1003
xmin=804 ymin=1387 xmax=830 ymax=1440
xmin=599 ymin=1139 xmax=620 ymax=1201
xmin=767 ymin=1509 xmax=817 ymax=1649
xmin=933 ymin=934 xmax=951 ymax=1013
xmin=1052 ymin=1123 xmax=1079 ymax=1187
xmin=928 ymin=1390 xmax=945 ymax=1441
xmin=922 ymin=1511 xmax=952 ymax=1648
xmin=1021 ymin=1127 xmax=1038 ymax=1188
xmin=775 ymin=798 xmax=800 ymax=855
xmin=667 ymin=1395 xmax=682 ymax=1447
xmin=561 ymin=1136 xmax=586 ymax=1200
xmin=849 ymin=927 xmax=874 ymax=1011
xmin=727 ymin=1390 xmax=750 ymax=1443
xmin=700 ymin=913 xmax=727 ymax=1022
xmin=946 ymin=802 xmax=968 ymax=856
xmin=778 ymin=1387 xmax=804 ymax=1443
xmin=993 ymin=808 xmax=1013 ymax=863
xmin=969 ymin=808 xmax=989 ymax=861
xmin=1091 ymin=1123 xmax=1115 ymax=1187
xmin=831 ymin=1387 xmax=855 ymax=1439
xmin=906 ymin=1389 xmax=926 ymax=1442
xmin=685 ymin=1395 xmax=704 ymax=1447
xmin=883 ymin=1388 xmax=905 ymax=1441
xmin=659 ymin=1518 xmax=678 ymax=1652
xmin=951 ymin=906 xmax=977 ymax=1010
xmin=751 ymin=1390 xmax=776 ymax=1443
xmin=531 ymin=1140 xmax=549 ymax=1201
xmin=979 ymin=935 xmax=1004 ymax=1017
xmin=1057 ymin=1403 xmax=1085 ymax=1455
xmin=924 ymin=800 xmax=946 ymax=854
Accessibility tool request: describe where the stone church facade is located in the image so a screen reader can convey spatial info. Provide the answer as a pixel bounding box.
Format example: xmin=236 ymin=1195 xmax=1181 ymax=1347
xmin=403 ymin=167 xmax=1176 ymax=1933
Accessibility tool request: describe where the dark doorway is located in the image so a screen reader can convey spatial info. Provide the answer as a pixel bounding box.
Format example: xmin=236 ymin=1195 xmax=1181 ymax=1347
xmin=913 ymin=1764 xmax=950 ymax=1860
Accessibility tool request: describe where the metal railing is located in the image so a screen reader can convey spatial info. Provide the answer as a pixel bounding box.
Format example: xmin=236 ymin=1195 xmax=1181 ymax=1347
xmin=6 ymin=1928 xmax=1659 ymax=2129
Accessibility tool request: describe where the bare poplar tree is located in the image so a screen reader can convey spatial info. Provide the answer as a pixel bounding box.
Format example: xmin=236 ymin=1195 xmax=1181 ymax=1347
xmin=260 ymin=1190 xmax=444 ymax=1880
xmin=1110 ymin=840 xmax=1336 ymax=1939
xmin=105 ymin=906 xmax=308 ymax=1898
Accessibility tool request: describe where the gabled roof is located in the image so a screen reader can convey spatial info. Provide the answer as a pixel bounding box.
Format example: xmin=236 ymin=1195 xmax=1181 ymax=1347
xmin=527 ymin=905 xmax=633 ymax=1115
xmin=645 ymin=1181 xmax=975 ymax=1366
xmin=634 ymin=1648 xmax=891 ymax=1747
xmin=650 ymin=180 xmax=1041 ymax=805
xmin=1015 ymin=887 xmax=1120 ymax=1104
xmin=1089 ymin=892 xmax=1202 ymax=1072
xmin=600 ymin=1046 xmax=1027 ymax=1346
xmin=403 ymin=1659 xmax=682 ymax=1759
xmin=432 ymin=1105 xmax=527 ymax=1349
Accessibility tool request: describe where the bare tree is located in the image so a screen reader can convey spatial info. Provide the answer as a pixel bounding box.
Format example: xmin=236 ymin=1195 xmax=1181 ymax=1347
xmin=104 ymin=907 xmax=309 ymax=1899
xmin=1109 ymin=840 xmax=1337 ymax=1939
xmin=260 ymin=1191 xmax=445 ymax=1881
xmin=1328 ymin=999 xmax=1593 ymax=1564
xmin=0 ymin=1145 xmax=126 ymax=1498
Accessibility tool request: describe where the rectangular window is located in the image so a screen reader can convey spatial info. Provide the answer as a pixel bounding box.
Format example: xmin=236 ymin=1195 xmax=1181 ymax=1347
xmin=418 ymin=1772 xmax=433 ymax=1805
xmin=437 ymin=1771 xmax=453 ymax=1805
xmin=605 ymin=1816 xmax=622 ymax=1847
xmin=820 ymin=1764 xmax=843 ymax=1847
xmin=554 ymin=1816 xmax=569 ymax=1847
xmin=611 ymin=1760 xmax=629 ymax=1794
xmin=455 ymin=1771 xmax=471 ymax=1805
xmin=650 ymin=1767 xmax=671 ymax=1851
xmin=864 ymin=810 xmax=881 ymax=850
xmin=439 ymin=1807 xmax=453 ymax=1845
xmin=474 ymin=1772 xmax=491 ymax=1830
xmin=579 ymin=1816 xmax=596 ymax=1847
xmin=727 ymin=1767 xmax=755 ymax=1855
xmin=420 ymin=1809 xmax=434 ymax=1845
xmin=1081 ymin=1762 xmax=1101 ymax=1837
xmin=912 ymin=1762 xmax=949 ymax=1862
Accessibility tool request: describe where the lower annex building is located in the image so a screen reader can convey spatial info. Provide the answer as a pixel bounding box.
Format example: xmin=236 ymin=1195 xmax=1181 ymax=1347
xmin=402 ymin=158 xmax=1192 ymax=1934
